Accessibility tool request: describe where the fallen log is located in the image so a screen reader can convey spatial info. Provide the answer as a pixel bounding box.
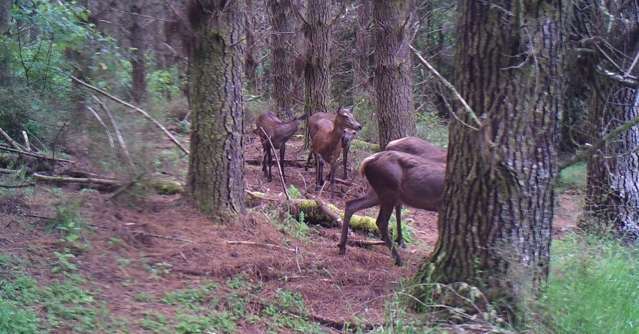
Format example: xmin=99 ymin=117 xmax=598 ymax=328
xmin=0 ymin=127 xmax=25 ymax=151
xmin=0 ymin=145 xmax=74 ymax=164
xmin=33 ymin=173 xmax=120 ymax=191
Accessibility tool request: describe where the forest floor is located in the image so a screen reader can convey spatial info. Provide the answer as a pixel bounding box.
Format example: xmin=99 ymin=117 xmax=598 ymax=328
xmin=0 ymin=132 xmax=582 ymax=333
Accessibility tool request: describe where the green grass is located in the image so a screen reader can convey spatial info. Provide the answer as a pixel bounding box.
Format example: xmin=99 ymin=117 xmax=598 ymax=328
xmin=537 ymin=234 xmax=639 ymax=334
xmin=556 ymin=162 xmax=587 ymax=191
xmin=415 ymin=112 xmax=449 ymax=148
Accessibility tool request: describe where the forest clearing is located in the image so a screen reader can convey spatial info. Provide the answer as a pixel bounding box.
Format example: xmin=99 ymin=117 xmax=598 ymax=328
xmin=2 ymin=0 xmax=639 ymax=333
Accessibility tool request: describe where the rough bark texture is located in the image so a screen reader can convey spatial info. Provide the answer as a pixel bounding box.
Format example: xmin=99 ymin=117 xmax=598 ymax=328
xmin=414 ymin=0 xmax=563 ymax=310
xmin=244 ymin=0 xmax=258 ymax=93
xmin=186 ymin=0 xmax=245 ymax=219
xmin=373 ymin=0 xmax=416 ymax=149
xmin=130 ymin=2 xmax=147 ymax=104
xmin=0 ymin=0 xmax=10 ymax=87
xmin=267 ymin=0 xmax=295 ymax=119
xmin=353 ymin=0 xmax=371 ymax=105
xmin=579 ymin=1 xmax=639 ymax=240
xmin=303 ymin=0 xmax=331 ymax=117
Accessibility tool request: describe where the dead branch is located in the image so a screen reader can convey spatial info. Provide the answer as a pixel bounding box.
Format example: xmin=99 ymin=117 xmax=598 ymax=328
xmin=0 ymin=182 xmax=35 ymax=188
xmin=70 ymin=75 xmax=190 ymax=155
xmin=258 ymin=126 xmax=290 ymax=201
xmin=87 ymin=105 xmax=115 ymax=149
xmin=21 ymin=131 xmax=30 ymax=151
xmin=245 ymin=159 xmax=307 ymax=168
xmin=33 ymin=173 xmax=121 ymax=190
xmin=225 ymin=240 xmax=297 ymax=253
xmin=0 ymin=127 xmax=26 ymax=150
xmin=0 ymin=168 xmax=19 ymax=174
xmin=132 ymin=231 xmax=193 ymax=243
xmin=92 ymin=95 xmax=135 ymax=170
xmin=409 ymin=44 xmax=481 ymax=130
xmin=0 ymin=145 xmax=74 ymax=163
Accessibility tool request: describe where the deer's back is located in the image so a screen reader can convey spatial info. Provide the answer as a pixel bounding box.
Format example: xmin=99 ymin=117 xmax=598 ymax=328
xmin=386 ymin=137 xmax=447 ymax=163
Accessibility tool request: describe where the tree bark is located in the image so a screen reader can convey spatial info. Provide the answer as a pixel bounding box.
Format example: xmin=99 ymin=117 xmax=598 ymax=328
xmin=130 ymin=2 xmax=147 ymax=104
xmin=373 ymin=0 xmax=416 ymax=149
xmin=267 ymin=0 xmax=295 ymax=119
xmin=414 ymin=0 xmax=563 ymax=312
xmin=186 ymin=0 xmax=245 ymax=219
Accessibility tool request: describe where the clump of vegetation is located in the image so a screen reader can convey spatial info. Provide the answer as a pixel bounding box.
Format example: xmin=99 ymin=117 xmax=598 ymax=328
xmin=533 ymin=234 xmax=639 ymax=334
xmin=556 ymin=162 xmax=587 ymax=192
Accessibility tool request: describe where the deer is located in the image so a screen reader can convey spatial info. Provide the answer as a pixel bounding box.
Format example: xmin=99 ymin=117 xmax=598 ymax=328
xmin=255 ymin=111 xmax=306 ymax=182
xmin=305 ymin=122 xmax=359 ymax=179
xmin=308 ymin=107 xmax=362 ymax=196
xmin=338 ymin=138 xmax=447 ymax=266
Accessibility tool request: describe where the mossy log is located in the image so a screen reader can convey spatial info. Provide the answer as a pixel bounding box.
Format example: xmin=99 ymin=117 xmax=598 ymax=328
xmin=246 ymin=191 xmax=379 ymax=234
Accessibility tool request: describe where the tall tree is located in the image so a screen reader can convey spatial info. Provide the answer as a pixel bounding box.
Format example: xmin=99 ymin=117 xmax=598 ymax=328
xmin=574 ymin=1 xmax=639 ymax=239
xmin=414 ymin=0 xmax=563 ymax=310
xmin=130 ymin=1 xmax=147 ymax=104
xmin=0 ymin=0 xmax=10 ymax=87
xmin=300 ymin=0 xmax=331 ymax=116
xmin=267 ymin=0 xmax=295 ymax=118
xmin=373 ymin=0 xmax=416 ymax=149
xmin=353 ymin=0 xmax=371 ymax=106
xmin=244 ymin=0 xmax=258 ymax=93
xmin=186 ymin=0 xmax=245 ymax=219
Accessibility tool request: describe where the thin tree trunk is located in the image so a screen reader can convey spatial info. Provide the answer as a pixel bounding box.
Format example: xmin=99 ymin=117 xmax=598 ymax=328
xmin=414 ymin=0 xmax=563 ymax=313
xmin=353 ymin=0 xmax=371 ymax=106
xmin=186 ymin=0 xmax=245 ymax=219
xmin=130 ymin=2 xmax=147 ymax=104
xmin=0 ymin=0 xmax=11 ymax=87
xmin=244 ymin=0 xmax=258 ymax=93
xmin=373 ymin=0 xmax=416 ymax=149
xmin=267 ymin=0 xmax=295 ymax=119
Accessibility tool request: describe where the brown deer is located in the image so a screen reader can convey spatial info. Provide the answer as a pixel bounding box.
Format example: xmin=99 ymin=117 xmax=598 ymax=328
xmin=339 ymin=139 xmax=447 ymax=266
xmin=305 ymin=122 xmax=359 ymax=179
xmin=309 ymin=107 xmax=362 ymax=196
xmin=255 ymin=111 xmax=306 ymax=182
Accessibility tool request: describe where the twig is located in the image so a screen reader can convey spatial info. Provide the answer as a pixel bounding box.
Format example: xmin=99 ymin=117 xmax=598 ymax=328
xmin=133 ymin=231 xmax=193 ymax=243
xmin=258 ymin=127 xmax=290 ymax=201
xmin=226 ymin=240 xmax=297 ymax=253
xmin=409 ymin=45 xmax=481 ymax=130
xmin=0 ymin=127 xmax=26 ymax=150
xmin=21 ymin=131 xmax=31 ymax=151
xmin=92 ymin=95 xmax=135 ymax=170
xmin=70 ymin=75 xmax=190 ymax=155
xmin=0 ymin=145 xmax=74 ymax=163
xmin=624 ymin=49 xmax=639 ymax=77
xmin=86 ymin=106 xmax=115 ymax=149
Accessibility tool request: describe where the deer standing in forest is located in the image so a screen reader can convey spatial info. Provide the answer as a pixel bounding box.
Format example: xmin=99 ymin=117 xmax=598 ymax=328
xmin=305 ymin=116 xmax=359 ymax=179
xmin=339 ymin=137 xmax=447 ymax=265
xmin=308 ymin=107 xmax=362 ymax=196
xmin=255 ymin=111 xmax=306 ymax=182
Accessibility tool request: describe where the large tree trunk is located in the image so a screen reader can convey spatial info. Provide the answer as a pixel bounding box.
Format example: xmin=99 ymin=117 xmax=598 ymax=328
xmin=414 ymin=0 xmax=563 ymax=311
xmin=373 ymin=0 xmax=416 ymax=149
xmin=353 ymin=0 xmax=371 ymax=106
xmin=0 ymin=0 xmax=10 ymax=87
xmin=244 ymin=0 xmax=258 ymax=93
xmin=130 ymin=2 xmax=147 ymax=104
xmin=580 ymin=2 xmax=639 ymax=240
xmin=267 ymin=0 xmax=295 ymax=119
xmin=186 ymin=0 xmax=245 ymax=219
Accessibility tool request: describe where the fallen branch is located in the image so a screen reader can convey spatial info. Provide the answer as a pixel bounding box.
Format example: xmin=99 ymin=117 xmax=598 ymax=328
xmin=258 ymin=126 xmax=290 ymax=200
xmin=21 ymin=131 xmax=31 ymax=152
xmin=226 ymin=240 xmax=297 ymax=253
xmin=0 ymin=182 xmax=35 ymax=188
xmin=33 ymin=173 xmax=121 ymax=190
xmin=92 ymin=95 xmax=135 ymax=170
xmin=0 ymin=168 xmax=19 ymax=174
xmin=0 ymin=145 xmax=74 ymax=163
xmin=87 ymin=105 xmax=115 ymax=149
xmin=0 ymin=127 xmax=26 ymax=150
xmin=70 ymin=75 xmax=190 ymax=155
xmin=132 ymin=231 xmax=193 ymax=243
xmin=245 ymin=159 xmax=307 ymax=168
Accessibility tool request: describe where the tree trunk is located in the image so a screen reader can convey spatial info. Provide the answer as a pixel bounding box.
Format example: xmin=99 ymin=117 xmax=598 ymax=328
xmin=0 ymin=0 xmax=10 ymax=87
xmin=414 ymin=0 xmax=563 ymax=312
xmin=353 ymin=0 xmax=371 ymax=106
xmin=186 ymin=0 xmax=245 ymax=220
xmin=373 ymin=0 xmax=416 ymax=149
xmin=244 ymin=0 xmax=258 ymax=93
xmin=267 ymin=0 xmax=295 ymax=119
xmin=130 ymin=2 xmax=147 ymax=104
xmin=579 ymin=1 xmax=639 ymax=240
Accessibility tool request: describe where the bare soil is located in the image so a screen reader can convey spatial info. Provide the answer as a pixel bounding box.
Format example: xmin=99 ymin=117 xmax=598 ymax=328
xmin=0 ymin=133 xmax=581 ymax=333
